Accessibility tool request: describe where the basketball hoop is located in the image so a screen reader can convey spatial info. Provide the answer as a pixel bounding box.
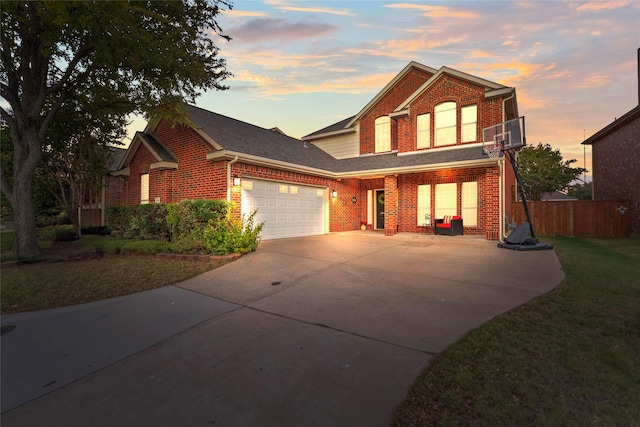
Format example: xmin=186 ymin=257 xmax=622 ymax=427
xmin=484 ymin=142 xmax=503 ymax=158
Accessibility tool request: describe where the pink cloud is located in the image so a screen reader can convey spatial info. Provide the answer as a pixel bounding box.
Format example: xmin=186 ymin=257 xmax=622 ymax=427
xmin=228 ymin=18 xmax=338 ymax=43
xmin=385 ymin=3 xmax=479 ymax=19
xmin=576 ymin=1 xmax=630 ymax=12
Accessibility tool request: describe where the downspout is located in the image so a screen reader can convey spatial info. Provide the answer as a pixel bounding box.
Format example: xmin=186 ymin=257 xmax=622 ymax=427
xmin=499 ymin=90 xmax=516 ymax=242
xmin=227 ymin=156 xmax=239 ymax=202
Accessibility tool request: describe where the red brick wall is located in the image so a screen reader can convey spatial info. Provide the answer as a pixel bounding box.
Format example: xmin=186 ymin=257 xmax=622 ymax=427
xmin=591 ymin=114 xmax=640 ymax=234
xmin=125 ymin=144 xmax=155 ymax=204
xmin=383 ymin=175 xmax=399 ymax=235
xmin=226 ymin=162 xmax=362 ymax=231
xmin=392 ymin=166 xmax=500 ymax=236
xmin=360 ymin=68 xmax=433 ymax=154
xmin=104 ymin=175 xmax=125 ymax=206
xmin=398 ymin=75 xmax=506 ymax=151
xmin=153 ymin=121 xmax=227 ymax=202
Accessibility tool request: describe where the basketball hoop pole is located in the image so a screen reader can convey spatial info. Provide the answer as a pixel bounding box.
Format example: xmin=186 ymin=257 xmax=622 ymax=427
xmin=505 ymin=149 xmax=537 ymax=241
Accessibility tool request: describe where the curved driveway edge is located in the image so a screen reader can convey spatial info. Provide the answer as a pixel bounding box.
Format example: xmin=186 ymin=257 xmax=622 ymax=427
xmin=1 ymin=232 xmax=564 ymax=426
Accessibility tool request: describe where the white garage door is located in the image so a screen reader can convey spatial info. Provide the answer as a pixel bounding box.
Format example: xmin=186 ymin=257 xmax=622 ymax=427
xmin=241 ymin=179 xmax=326 ymax=240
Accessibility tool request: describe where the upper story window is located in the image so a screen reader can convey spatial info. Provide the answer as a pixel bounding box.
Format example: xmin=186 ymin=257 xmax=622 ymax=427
xmin=435 ymin=102 xmax=456 ymax=146
xmin=461 ymin=104 xmax=477 ymax=142
xmin=375 ymin=116 xmax=391 ymax=152
xmin=416 ymin=113 xmax=431 ymax=149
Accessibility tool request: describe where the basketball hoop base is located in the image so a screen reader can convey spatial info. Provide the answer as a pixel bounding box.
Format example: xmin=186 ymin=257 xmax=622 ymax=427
xmin=498 ymin=222 xmax=553 ymax=251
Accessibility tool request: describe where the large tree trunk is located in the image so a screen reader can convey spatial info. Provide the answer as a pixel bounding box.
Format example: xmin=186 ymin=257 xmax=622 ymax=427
xmin=7 ymin=129 xmax=43 ymax=260
xmin=11 ymin=176 xmax=41 ymax=259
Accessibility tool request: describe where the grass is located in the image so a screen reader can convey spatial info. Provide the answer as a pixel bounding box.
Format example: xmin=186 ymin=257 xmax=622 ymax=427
xmin=1 ymin=233 xmax=234 ymax=314
xmin=392 ymin=236 xmax=640 ymax=426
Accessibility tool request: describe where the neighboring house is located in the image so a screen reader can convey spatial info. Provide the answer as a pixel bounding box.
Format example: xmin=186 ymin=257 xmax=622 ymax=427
xmin=540 ymin=191 xmax=578 ymax=201
xmin=81 ymin=146 xmax=127 ymax=227
xmin=107 ymin=61 xmax=520 ymax=240
xmin=583 ymin=104 xmax=640 ymax=234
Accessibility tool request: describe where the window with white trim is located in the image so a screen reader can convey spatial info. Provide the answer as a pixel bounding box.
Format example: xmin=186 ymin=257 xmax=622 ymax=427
xmin=435 ymin=182 xmax=457 ymax=219
xmin=435 ymin=102 xmax=456 ymax=146
xmin=375 ymin=116 xmax=391 ymax=152
xmin=417 ymin=184 xmax=431 ymax=225
xmin=140 ymin=173 xmax=149 ymax=204
xmin=462 ymin=181 xmax=478 ymax=226
xmin=416 ymin=113 xmax=431 ymax=149
xmin=461 ymin=104 xmax=477 ymax=142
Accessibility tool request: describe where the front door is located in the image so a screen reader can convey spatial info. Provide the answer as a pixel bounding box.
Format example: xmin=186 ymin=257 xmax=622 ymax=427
xmin=375 ymin=189 xmax=385 ymax=229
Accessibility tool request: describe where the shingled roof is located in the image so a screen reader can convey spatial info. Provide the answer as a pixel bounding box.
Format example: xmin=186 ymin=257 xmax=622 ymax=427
xmin=114 ymin=103 xmax=494 ymax=178
xmin=184 ymin=105 xmax=492 ymax=177
xmin=185 ymin=104 xmax=339 ymax=172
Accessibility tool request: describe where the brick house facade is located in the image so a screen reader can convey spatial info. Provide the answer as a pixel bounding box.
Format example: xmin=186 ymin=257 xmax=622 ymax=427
xmin=583 ymin=105 xmax=640 ymax=234
xmin=108 ymin=61 xmax=521 ymax=240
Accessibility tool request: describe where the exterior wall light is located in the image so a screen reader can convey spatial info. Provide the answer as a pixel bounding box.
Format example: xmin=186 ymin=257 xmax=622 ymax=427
xmin=233 ymin=175 xmax=241 ymax=186
xmin=351 ymin=196 xmax=357 ymax=204
xmin=331 ymin=189 xmax=337 ymax=198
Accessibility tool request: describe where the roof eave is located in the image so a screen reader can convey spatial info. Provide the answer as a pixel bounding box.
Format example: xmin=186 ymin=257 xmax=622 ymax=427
xmin=336 ymin=157 xmax=500 ymax=179
xmin=111 ymin=167 xmax=130 ymax=177
xmin=485 ymin=87 xmax=514 ymax=99
xmin=583 ymin=105 xmax=640 ymax=145
xmin=150 ymin=161 xmax=178 ymax=171
xmin=206 ymin=150 xmax=337 ymax=179
xmin=303 ymin=127 xmax=357 ymax=141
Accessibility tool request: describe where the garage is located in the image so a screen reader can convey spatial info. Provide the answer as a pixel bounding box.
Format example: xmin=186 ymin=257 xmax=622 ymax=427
xmin=241 ymin=179 xmax=326 ymax=240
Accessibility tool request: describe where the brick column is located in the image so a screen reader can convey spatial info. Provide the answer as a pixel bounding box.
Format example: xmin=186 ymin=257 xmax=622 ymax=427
xmin=384 ymin=175 xmax=398 ymax=236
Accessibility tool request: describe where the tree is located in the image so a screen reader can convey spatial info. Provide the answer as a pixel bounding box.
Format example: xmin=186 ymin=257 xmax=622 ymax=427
xmin=0 ymin=1 xmax=232 ymax=259
xmin=516 ymin=143 xmax=586 ymax=201
xmin=39 ymin=99 xmax=127 ymax=235
xmin=568 ymin=181 xmax=593 ymax=200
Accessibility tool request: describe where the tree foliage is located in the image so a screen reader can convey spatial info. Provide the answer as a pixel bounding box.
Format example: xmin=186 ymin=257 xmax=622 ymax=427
xmin=0 ymin=0 xmax=232 ymax=259
xmin=516 ymin=143 xmax=586 ymax=201
xmin=39 ymin=99 xmax=127 ymax=235
xmin=568 ymin=181 xmax=593 ymax=200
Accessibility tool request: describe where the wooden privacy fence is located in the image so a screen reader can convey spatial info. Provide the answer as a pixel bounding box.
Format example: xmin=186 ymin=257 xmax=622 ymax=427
xmin=80 ymin=207 xmax=103 ymax=228
xmin=511 ymin=200 xmax=632 ymax=238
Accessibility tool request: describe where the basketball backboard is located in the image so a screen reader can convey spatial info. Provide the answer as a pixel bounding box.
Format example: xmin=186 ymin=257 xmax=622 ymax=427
xmin=482 ymin=116 xmax=525 ymax=156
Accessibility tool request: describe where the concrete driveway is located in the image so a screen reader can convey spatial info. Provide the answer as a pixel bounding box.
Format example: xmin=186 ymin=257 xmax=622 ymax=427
xmin=1 ymin=232 xmax=564 ymax=426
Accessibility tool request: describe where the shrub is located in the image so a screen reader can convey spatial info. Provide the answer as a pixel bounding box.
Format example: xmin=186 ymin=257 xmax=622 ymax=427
xmin=203 ymin=210 xmax=264 ymax=255
xmin=104 ymin=200 xmax=263 ymax=255
xmin=166 ymin=199 xmax=231 ymax=240
xmin=106 ymin=204 xmax=169 ymax=240
xmin=38 ymin=225 xmax=77 ymax=242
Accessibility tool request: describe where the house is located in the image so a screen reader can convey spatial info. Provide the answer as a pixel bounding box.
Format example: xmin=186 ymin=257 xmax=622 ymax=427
xmin=79 ymin=146 xmax=127 ymax=228
xmin=583 ymin=104 xmax=640 ymax=234
xmin=540 ymin=191 xmax=578 ymax=201
xmin=107 ymin=61 xmax=521 ymax=240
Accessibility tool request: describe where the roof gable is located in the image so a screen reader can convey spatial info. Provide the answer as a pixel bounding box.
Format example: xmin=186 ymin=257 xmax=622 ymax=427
xmin=116 ymin=132 xmax=178 ymax=173
xmin=345 ymin=61 xmax=437 ymax=129
xmin=395 ymin=66 xmax=510 ymax=112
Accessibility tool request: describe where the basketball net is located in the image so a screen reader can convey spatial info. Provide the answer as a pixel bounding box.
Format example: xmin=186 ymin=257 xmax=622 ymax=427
xmin=485 ymin=143 xmax=503 ymax=158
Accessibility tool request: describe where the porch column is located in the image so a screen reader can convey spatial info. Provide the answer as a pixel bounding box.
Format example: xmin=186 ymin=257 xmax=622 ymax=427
xmin=384 ymin=175 xmax=398 ymax=236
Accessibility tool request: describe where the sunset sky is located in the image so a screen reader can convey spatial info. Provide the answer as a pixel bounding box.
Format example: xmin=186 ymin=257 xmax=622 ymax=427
xmin=132 ymin=0 xmax=639 ymax=181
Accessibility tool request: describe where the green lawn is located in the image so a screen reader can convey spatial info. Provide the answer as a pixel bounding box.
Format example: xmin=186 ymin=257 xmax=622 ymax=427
xmin=1 ymin=233 xmax=234 ymax=314
xmin=393 ymin=236 xmax=640 ymax=426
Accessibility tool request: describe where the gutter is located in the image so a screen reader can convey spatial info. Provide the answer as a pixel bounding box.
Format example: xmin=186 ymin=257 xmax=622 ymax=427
xmin=209 ymin=150 xmax=337 ymax=179
xmin=209 ymin=149 xmax=497 ymax=181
